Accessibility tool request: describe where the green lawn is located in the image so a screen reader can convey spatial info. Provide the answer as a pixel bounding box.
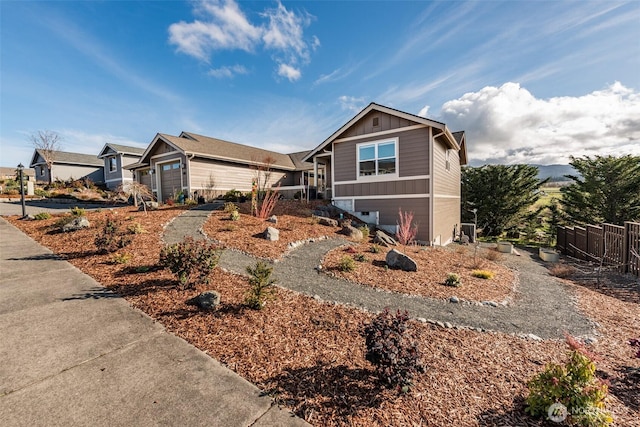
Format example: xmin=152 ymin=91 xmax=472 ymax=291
xmin=535 ymin=186 xmax=563 ymax=208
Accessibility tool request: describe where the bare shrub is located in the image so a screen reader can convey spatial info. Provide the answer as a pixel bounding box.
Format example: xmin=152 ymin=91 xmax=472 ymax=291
xmin=396 ymin=208 xmax=418 ymax=246
xmin=549 ymin=264 xmax=576 ymax=278
xmin=484 ymin=249 xmax=502 ymax=261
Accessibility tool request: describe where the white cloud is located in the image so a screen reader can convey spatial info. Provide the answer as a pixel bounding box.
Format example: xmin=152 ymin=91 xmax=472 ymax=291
xmin=208 ymin=64 xmax=249 ymax=78
xmin=277 ymin=63 xmax=301 ymax=81
xmin=417 ymin=105 xmax=430 ymax=118
xmin=169 ymin=0 xmax=317 ymax=80
xmin=439 ymin=82 xmax=640 ymax=165
xmin=338 ymin=96 xmax=367 ymax=113
xmin=58 ymin=129 xmax=147 ymax=155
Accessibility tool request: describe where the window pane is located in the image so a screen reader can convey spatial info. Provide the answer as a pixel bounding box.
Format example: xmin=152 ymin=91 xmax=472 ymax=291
xmin=378 ymin=158 xmax=396 ymax=174
xmin=163 ymin=164 xmax=171 ymax=171
xmin=378 ymin=142 xmax=395 ymax=158
xmin=359 ymin=160 xmax=375 ymax=176
xmin=172 ymin=163 xmax=180 ymax=169
xmin=359 ymin=145 xmax=375 ymax=161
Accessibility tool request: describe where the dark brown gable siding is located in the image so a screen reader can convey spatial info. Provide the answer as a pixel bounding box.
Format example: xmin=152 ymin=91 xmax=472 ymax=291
xmin=151 ymin=141 xmax=176 ymax=157
xmin=335 ymin=179 xmax=428 ymax=197
xmin=340 ymin=111 xmax=419 ymax=138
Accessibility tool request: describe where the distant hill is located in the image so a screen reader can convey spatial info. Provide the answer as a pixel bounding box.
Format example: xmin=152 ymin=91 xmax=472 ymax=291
xmin=532 ymin=164 xmax=576 ymax=182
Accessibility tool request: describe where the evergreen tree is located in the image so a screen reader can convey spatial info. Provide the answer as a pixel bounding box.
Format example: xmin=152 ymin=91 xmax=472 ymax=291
xmin=461 ymin=164 xmax=546 ymax=237
xmin=561 ymin=155 xmax=640 ymax=225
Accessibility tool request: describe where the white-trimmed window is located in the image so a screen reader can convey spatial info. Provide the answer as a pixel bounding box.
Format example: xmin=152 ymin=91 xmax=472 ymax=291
xmin=39 ymin=166 xmax=45 ymax=176
xmin=445 ymin=149 xmax=451 ymax=171
xmin=108 ymin=156 xmax=117 ymax=172
xmin=357 ymin=139 xmax=397 ymax=178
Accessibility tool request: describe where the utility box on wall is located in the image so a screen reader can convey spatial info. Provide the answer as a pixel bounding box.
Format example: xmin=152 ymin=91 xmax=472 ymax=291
xmin=461 ymin=223 xmax=476 ymax=243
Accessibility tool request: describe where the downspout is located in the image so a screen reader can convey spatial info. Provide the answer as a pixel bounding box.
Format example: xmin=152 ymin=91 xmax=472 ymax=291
xmin=429 ymin=127 xmax=434 ymax=245
xmin=186 ymin=153 xmax=195 ymax=198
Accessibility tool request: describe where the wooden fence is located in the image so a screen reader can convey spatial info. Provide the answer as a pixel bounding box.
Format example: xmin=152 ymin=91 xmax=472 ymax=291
xmin=557 ymin=221 xmax=640 ymax=277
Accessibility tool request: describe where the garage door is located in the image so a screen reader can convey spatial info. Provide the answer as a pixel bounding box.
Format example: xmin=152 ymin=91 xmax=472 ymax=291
xmin=160 ymin=162 xmax=181 ymax=202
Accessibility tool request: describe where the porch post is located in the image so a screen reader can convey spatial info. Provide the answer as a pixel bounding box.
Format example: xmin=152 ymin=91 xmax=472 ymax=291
xmin=313 ymin=156 xmax=318 ymax=200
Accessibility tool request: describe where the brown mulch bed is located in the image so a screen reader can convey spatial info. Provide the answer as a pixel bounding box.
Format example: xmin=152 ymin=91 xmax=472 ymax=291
xmin=201 ymin=200 xmax=343 ymax=260
xmin=323 ymin=243 xmax=516 ymax=303
xmin=6 ymin=208 xmax=640 ymax=426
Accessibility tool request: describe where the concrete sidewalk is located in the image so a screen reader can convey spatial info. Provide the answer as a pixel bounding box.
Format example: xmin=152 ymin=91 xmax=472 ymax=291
xmin=0 ymin=218 xmax=308 ymax=427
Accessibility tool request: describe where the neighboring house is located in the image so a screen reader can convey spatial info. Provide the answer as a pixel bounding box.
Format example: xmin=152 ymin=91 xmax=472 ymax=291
xmin=97 ymin=143 xmax=145 ymax=189
xmin=303 ymin=103 xmax=468 ymax=245
xmin=127 ymin=132 xmax=323 ymax=203
xmin=29 ymin=150 xmax=104 ymax=184
xmin=0 ymin=167 xmax=35 ymax=181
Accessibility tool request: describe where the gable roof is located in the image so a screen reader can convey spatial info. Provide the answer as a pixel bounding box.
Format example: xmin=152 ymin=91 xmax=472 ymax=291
xmin=137 ymin=132 xmax=299 ymax=171
xmin=98 ymin=143 xmax=146 ymax=158
xmin=288 ymin=150 xmax=313 ymax=170
xmin=452 ymin=131 xmax=468 ymax=165
xmin=29 ymin=150 xmax=103 ymax=168
xmin=303 ymin=102 xmax=461 ymax=162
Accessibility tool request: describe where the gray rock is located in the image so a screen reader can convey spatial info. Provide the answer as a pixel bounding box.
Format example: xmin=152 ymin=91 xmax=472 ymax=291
xmin=141 ymin=201 xmax=159 ymax=211
xmin=267 ymin=215 xmax=278 ymax=224
xmin=373 ymin=230 xmax=397 ymax=247
xmin=483 ymin=301 xmax=498 ymax=307
xmin=436 ymin=321 xmax=445 ymax=328
xmin=187 ymin=290 xmax=221 ymax=311
xmin=444 ymin=322 xmax=453 ymax=329
xmin=416 ymin=317 xmax=427 ymax=323
xmin=385 ymin=249 xmax=418 ymax=272
xmin=263 ymin=226 xmax=279 ymax=241
xmin=449 ymin=296 xmax=460 ymax=304
xmin=584 ymin=336 xmax=598 ymax=345
xmin=62 ymin=216 xmax=90 ymax=232
xmin=527 ymin=333 xmax=543 ymax=341
xmin=315 ymin=216 xmax=338 ymax=227
xmin=341 ymin=225 xmax=363 ymax=240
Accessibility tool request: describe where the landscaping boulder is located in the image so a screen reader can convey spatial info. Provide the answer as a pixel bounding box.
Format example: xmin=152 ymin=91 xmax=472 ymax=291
xmin=263 ymin=226 xmax=280 ymax=241
xmin=341 ymin=224 xmax=363 ymax=240
xmin=187 ymin=290 xmax=221 ymax=311
xmin=373 ymin=230 xmax=397 ymax=247
xmin=385 ymin=249 xmax=418 ymax=272
xmin=62 ymin=216 xmax=90 ymax=232
xmin=141 ymin=201 xmax=159 ymax=211
xmin=267 ymin=215 xmax=278 ymax=224
xmin=314 ymin=215 xmax=338 ymax=227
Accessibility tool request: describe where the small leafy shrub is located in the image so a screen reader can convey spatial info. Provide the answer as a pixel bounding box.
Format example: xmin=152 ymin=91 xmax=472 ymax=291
xmin=222 ymin=224 xmax=236 ymax=232
xmin=358 ymin=224 xmax=370 ymax=239
xmin=362 ymin=308 xmax=424 ymax=392
xmin=70 ymin=206 xmax=85 ymax=217
xmin=223 ymin=202 xmax=238 ymax=213
xmin=33 ymin=212 xmax=51 ymax=220
xmin=159 ymin=237 xmax=221 ymax=289
xmin=353 ymin=253 xmax=367 ymax=262
xmin=185 ymin=198 xmax=198 ymax=206
xmin=34 ymin=188 xmax=49 ymax=197
xmin=127 ymin=222 xmax=146 ymax=234
xmin=472 ymin=269 xmax=494 ymax=279
xmin=165 ymin=198 xmax=175 ymax=206
xmin=525 ymin=336 xmax=612 ymax=427
xmin=444 ymin=273 xmax=462 ymax=287
xmin=549 ymin=264 xmax=576 ymax=278
xmin=53 ymin=215 xmax=75 ymax=229
xmin=223 ymin=189 xmax=244 ymax=202
xmin=110 ymin=252 xmax=131 ymax=265
xmin=244 ymin=261 xmax=276 ymax=310
xmin=370 ymin=244 xmax=381 ymax=254
xmin=94 ymin=214 xmax=132 ymax=253
xmin=229 ymin=210 xmax=240 ymax=221
xmin=339 ymin=255 xmax=356 ymax=272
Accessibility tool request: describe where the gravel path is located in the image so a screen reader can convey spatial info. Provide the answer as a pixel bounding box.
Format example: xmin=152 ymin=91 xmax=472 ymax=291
xmin=164 ymin=205 xmax=594 ymax=339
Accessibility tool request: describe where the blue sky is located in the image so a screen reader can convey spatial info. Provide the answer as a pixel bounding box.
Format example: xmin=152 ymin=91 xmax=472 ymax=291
xmin=1 ymin=0 xmax=639 ymax=169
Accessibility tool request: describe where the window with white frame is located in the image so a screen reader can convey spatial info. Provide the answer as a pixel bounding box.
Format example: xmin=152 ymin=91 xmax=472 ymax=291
xmin=358 ymin=139 xmax=397 ymax=177
xmin=108 ymin=156 xmax=117 ymax=172
xmin=445 ymin=149 xmax=451 ymax=171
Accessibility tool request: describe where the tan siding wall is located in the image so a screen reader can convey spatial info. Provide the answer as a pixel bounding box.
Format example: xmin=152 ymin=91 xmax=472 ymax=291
xmin=354 ymin=197 xmax=430 ymax=242
xmin=50 ymin=165 xmax=104 ymax=183
xmin=433 ymin=197 xmax=461 ymax=245
xmin=432 ymin=139 xmax=461 ymax=196
xmin=335 ymin=178 xmax=428 ymax=197
xmin=341 ymin=111 xmax=419 ymax=138
xmin=188 ymin=158 xmax=287 ymax=193
xmin=334 ymin=127 xmax=430 ymax=182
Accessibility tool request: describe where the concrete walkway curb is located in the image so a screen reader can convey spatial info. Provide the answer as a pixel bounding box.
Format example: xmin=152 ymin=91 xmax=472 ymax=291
xmin=0 ymin=217 xmax=308 ymax=427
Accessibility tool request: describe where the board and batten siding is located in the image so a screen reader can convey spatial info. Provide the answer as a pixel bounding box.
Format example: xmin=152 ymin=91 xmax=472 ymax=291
xmin=188 ymin=158 xmax=289 ymax=193
xmin=354 ymin=197 xmax=430 ymax=242
xmin=432 ymin=138 xmax=462 ymax=245
xmin=340 ymin=111 xmax=419 ymax=138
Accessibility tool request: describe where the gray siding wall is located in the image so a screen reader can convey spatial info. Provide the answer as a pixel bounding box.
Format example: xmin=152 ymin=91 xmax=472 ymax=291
xmin=335 ymin=178 xmax=428 ymax=197
xmin=354 ymin=197 xmax=430 ymax=242
xmin=334 ymin=127 xmax=430 ymax=183
xmin=50 ymin=164 xmax=104 ymax=184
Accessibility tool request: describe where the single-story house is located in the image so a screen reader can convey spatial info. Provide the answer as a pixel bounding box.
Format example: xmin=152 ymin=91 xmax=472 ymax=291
xmin=127 ymin=132 xmax=325 ymax=203
xmin=303 ymin=102 xmax=467 ymax=245
xmin=97 ymin=143 xmax=145 ymax=189
xmin=29 ymin=150 xmax=104 ymax=184
xmin=0 ymin=167 xmax=35 ymax=181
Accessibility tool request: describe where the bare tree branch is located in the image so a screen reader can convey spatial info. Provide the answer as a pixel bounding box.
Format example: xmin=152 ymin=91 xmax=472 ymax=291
xmin=29 ymin=130 xmax=62 ymax=185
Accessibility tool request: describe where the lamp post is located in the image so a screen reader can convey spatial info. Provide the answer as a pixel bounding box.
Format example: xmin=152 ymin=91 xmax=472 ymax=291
xmin=471 ymin=208 xmax=478 ymax=243
xmin=17 ymin=163 xmax=26 ymax=218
